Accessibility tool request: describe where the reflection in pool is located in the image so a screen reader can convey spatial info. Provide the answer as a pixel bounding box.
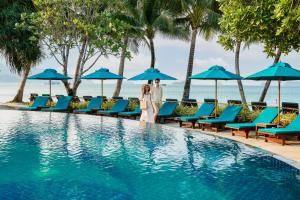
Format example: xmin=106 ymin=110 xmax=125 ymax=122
xmin=0 ymin=110 xmax=299 ymax=200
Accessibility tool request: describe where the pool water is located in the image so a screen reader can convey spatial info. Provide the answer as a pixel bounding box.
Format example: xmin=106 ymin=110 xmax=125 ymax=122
xmin=0 ymin=110 xmax=299 ymax=200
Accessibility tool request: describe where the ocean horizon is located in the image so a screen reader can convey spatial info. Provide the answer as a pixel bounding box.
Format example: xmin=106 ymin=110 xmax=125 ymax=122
xmin=1 ymin=81 xmax=299 ymax=105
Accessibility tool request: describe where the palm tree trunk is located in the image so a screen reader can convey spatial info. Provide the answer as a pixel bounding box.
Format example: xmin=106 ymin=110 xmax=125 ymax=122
xmin=235 ymin=41 xmax=247 ymax=105
xmin=149 ymin=37 xmax=155 ymax=68
xmin=259 ymin=49 xmax=281 ymax=102
xmin=182 ymin=29 xmax=197 ymax=99
xmin=11 ymin=67 xmax=30 ymax=103
xmin=113 ymin=36 xmax=128 ymax=97
xmin=71 ymin=37 xmax=88 ymax=96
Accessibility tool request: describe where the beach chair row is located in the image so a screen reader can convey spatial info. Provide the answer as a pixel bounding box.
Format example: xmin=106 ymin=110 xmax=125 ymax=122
xmin=20 ymin=95 xmax=179 ymax=122
xmin=176 ymin=103 xmax=300 ymax=146
xmin=21 ymin=95 xmax=300 ymax=145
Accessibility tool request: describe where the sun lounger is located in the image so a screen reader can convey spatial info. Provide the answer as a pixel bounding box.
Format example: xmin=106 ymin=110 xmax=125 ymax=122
xmin=97 ymin=99 xmax=129 ymax=116
xmin=258 ymin=115 xmax=300 ymax=145
xmin=226 ymin=107 xmax=278 ymax=138
xmin=156 ymin=101 xmax=178 ymax=123
xmin=74 ymin=97 xmax=103 ymax=114
xmin=119 ymin=107 xmax=141 ymax=119
xmin=176 ymin=103 xmax=215 ymax=128
xmin=19 ymin=96 xmax=49 ymax=111
xmin=198 ymin=105 xmax=242 ymax=132
xmin=41 ymin=96 xmax=72 ymax=112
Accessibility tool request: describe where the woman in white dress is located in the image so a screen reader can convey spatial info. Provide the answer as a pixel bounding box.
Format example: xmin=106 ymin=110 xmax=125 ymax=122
xmin=140 ymin=84 xmax=155 ymax=123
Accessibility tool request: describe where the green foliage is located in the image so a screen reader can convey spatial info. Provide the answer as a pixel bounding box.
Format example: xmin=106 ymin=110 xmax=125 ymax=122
xmin=274 ymin=112 xmax=297 ymax=127
xmin=71 ymin=101 xmax=88 ymax=110
xmin=128 ymin=101 xmax=138 ymax=111
xmin=174 ymin=0 xmax=220 ymax=36
xmin=102 ymin=100 xmax=115 ymax=110
xmin=0 ymin=0 xmax=42 ymax=74
xmin=26 ymin=0 xmax=128 ymax=95
xmin=175 ymin=105 xmax=198 ymax=116
xmin=218 ymin=0 xmax=300 ymax=56
xmin=237 ymin=107 xmax=261 ymax=123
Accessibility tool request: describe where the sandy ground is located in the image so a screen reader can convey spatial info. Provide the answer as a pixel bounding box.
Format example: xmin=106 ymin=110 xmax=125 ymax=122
xmin=0 ymin=102 xmax=26 ymax=109
xmin=1 ymin=102 xmax=300 ymax=169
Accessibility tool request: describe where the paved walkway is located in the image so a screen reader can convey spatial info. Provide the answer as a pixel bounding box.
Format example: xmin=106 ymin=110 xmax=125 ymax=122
xmin=167 ymin=123 xmax=300 ymax=169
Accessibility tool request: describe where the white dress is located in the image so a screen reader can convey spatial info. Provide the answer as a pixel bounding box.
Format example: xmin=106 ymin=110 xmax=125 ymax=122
xmin=140 ymin=94 xmax=154 ymax=123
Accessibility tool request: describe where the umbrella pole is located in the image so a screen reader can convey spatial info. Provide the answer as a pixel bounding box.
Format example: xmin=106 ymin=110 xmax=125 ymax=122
xmin=101 ymin=80 xmax=103 ymax=97
xmin=49 ymin=80 xmax=52 ymax=97
xmin=215 ymin=79 xmax=218 ymax=117
xmin=278 ymin=80 xmax=281 ymax=125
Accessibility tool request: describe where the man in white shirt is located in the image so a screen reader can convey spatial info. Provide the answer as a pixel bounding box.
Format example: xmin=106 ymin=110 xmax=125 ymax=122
xmin=151 ymin=79 xmax=163 ymax=122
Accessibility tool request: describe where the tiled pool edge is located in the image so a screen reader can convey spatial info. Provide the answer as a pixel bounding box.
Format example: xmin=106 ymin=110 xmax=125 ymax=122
xmin=165 ymin=123 xmax=300 ymax=170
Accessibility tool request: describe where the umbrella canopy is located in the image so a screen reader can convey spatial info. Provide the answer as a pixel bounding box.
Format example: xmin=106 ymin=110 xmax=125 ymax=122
xmin=81 ymin=68 xmax=125 ymax=97
xmin=190 ymin=66 xmax=243 ymax=117
xmin=245 ymin=62 xmax=300 ymax=124
xmin=128 ymin=68 xmax=177 ymax=81
xmin=245 ymin=62 xmax=300 ymax=81
xmin=81 ymin=68 xmax=125 ymax=80
xmin=28 ymin=68 xmax=71 ymax=80
xmin=190 ymin=65 xmax=243 ymax=80
xmin=28 ymin=68 xmax=71 ymax=96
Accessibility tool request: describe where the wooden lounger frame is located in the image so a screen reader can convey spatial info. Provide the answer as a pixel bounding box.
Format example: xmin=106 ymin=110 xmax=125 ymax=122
xmin=226 ymin=127 xmax=255 ymax=139
xmin=258 ymin=131 xmax=300 ymax=145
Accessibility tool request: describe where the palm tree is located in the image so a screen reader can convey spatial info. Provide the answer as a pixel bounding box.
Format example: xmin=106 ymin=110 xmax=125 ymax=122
xmin=137 ymin=0 xmax=189 ymax=69
xmin=0 ymin=0 xmax=42 ymax=102
xmin=112 ymin=0 xmax=143 ymax=97
xmin=113 ymin=0 xmax=189 ymax=94
xmin=175 ymin=0 xmax=220 ymax=99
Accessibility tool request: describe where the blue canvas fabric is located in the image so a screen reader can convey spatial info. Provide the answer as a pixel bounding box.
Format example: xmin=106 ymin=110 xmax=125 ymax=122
xmin=176 ymin=103 xmax=215 ymax=122
xmin=198 ymin=106 xmax=242 ymax=124
xmin=74 ymin=97 xmax=103 ymax=113
xmin=226 ymin=107 xmax=278 ymax=129
xmin=98 ymin=100 xmax=129 ymax=115
xmin=129 ymin=68 xmax=177 ymax=80
xmin=42 ymin=96 xmax=72 ymax=111
xmin=157 ymin=101 xmax=178 ymax=117
xmin=19 ymin=96 xmax=49 ymax=111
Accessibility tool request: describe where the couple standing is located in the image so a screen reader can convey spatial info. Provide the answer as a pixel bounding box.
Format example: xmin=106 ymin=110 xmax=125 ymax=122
xmin=140 ymin=79 xmax=163 ymax=123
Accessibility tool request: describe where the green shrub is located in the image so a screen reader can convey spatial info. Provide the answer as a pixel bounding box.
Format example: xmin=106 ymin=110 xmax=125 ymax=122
xmin=274 ymin=113 xmax=297 ymax=127
xmin=237 ymin=107 xmax=261 ymax=122
xmin=71 ymin=101 xmax=88 ymax=110
xmin=128 ymin=101 xmax=138 ymax=111
xmin=102 ymin=100 xmax=115 ymax=110
xmin=175 ymin=105 xmax=198 ymax=116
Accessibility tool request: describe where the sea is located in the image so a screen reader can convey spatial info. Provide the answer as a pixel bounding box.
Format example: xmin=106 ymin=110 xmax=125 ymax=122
xmin=0 ymin=81 xmax=300 ymax=105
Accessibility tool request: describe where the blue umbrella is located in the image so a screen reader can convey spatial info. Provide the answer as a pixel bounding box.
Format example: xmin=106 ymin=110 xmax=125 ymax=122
xmin=81 ymin=68 xmax=125 ymax=97
xmin=128 ymin=68 xmax=177 ymax=81
xmin=245 ymin=62 xmax=300 ymax=124
xmin=28 ymin=68 xmax=71 ymax=96
xmin=190 ymin=66 xmax=243 ymax=116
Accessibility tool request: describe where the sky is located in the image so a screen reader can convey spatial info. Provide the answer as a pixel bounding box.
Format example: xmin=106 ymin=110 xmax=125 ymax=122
xmin=0 ymin=34 xmax=300 ymax=85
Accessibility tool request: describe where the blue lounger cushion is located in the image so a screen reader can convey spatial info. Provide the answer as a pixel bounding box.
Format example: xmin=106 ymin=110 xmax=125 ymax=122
xmin=259 ymin=115 xmax=300 ymax=135
xmin=176 ymin=103 xmax=215 ymax=122
xmin=19 ymin=96 xmax=49 ymax=111
xmin=98 ymin=100 xmax=129 ymax=115
xmin=226 ymin=107 xmax=278 ymax=129
xmin=42 ymin=96 xmax=72 ymax=111
xmin=198 ymin=105 xmax=242 ymax=124
xmin=74 ymin=97 xmax=103 ymax=113
xmin=119 ymin=107 xmax=141 ymax=116
xmin=157 ymin=101 xmax=178 ymax=118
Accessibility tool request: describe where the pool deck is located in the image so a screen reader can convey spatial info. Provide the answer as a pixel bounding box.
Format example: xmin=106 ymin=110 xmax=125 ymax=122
xmin=167 ymin=123 xmax=300 ymax=169
xmin=1 ymin=101 xmax=300 ymax=169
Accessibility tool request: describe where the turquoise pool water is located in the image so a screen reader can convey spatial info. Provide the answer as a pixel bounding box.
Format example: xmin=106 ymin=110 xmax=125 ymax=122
xmin=0 ymin=110 xmax=299 ymax=200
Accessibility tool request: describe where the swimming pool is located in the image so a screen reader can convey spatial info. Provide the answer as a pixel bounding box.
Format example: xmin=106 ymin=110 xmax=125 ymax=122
xmin=0 ymin=110 xmax=299 ymax=200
